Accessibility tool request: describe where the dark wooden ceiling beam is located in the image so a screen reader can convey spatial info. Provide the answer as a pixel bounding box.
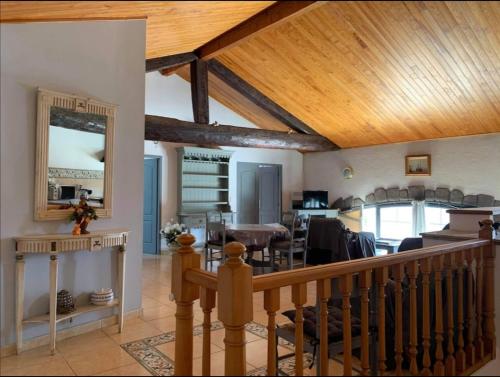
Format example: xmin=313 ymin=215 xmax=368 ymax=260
xmin=190 ymin=59 xmax=209 ymax=124
xmin=146 ymin=52 xmax=197 ymax=73
xmin=195 ymin=1 xmax=323 ymax=60
xmin=145 ymin=115 xmax=338 ymax=153
xmin=208 ymin=60 xmax=329 ymax=139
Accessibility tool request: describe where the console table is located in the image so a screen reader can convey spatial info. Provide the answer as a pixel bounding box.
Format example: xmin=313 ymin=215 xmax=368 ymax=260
xmin=15 ymin=229 xmax=129 ymax=355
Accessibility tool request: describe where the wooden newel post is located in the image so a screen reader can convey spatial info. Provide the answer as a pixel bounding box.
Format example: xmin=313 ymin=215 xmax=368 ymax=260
xmin=171 ymin=233 xmax=201 ymax=376
xmin=218 ymin=242 xmax=253 ymax=376
xmin=479 ymin=219 xmax=496 ymax=358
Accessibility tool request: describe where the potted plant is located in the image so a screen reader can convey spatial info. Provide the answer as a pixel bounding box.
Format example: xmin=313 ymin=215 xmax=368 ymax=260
xmin=67 ymin=198 xmax=98 ymax=235
xmin=161 ymin=220 xmax=186 ymax=250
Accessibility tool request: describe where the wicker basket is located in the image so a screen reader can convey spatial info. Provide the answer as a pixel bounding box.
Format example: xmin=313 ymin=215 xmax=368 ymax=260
xmin=57 ymin=290 xmax=75 ymax=314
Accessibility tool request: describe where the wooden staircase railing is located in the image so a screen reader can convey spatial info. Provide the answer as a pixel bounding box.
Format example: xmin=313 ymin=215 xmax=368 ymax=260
xmin=171 ymin=220 xmax=497 ymax=376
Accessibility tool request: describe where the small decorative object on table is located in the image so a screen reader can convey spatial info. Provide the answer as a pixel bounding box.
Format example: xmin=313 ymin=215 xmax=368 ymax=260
xmin=90 ymin=288 xmax=114 ymax=306
xmin=66 ymin=197 xmax=98 ymax=235
xmin=161 ymin=219 xmax=186 ymax=249
xmin=57 ymin=289 xmax=75 ymax=314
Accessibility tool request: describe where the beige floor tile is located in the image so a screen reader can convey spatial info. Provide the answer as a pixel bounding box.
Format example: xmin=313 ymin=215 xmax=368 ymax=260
xmin=63 ymin=345 xmax=135 ymax=376
xmin=148 ymin=315 xmax=201 ymax=333
xmin=140 ymin=304 xmax=176 ymax=322
xmin=56 ymin=330 xmax=116 ymax=358
xmin=92 ymin=363 xmax=152 ymax=376
xmin=141 ymin=296 xmax=162 ymax=310
xmin=103 ymin=320 xmax=163 ymax=345
xmin=1 ymin=358 xmax=75 ymax=376
xmin=0 ymin=346 xmax=66 ymax=372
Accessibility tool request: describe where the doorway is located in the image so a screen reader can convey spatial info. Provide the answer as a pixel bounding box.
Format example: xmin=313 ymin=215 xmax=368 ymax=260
xmin=143 ymin=156 xmax=162 ymax=254
xmin=237 ymin=162 xmax=282 ymax=224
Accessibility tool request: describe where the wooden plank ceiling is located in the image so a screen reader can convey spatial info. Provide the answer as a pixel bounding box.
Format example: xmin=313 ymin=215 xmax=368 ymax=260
xmin=215 ymin=1 xmax=500 ymax=148
xmin=3 ymin=1 xmax=500 ymax=148
xmin=0 ymin=1 xmax=275 ymax=58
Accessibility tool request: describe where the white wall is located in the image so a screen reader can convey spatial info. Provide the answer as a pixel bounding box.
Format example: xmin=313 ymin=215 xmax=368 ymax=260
xmin=304 ymin=134 xmax=500 ymax=203
xmin=0 ymin=20 xmax=146 ymax=347
xmin=144 ymin=72 xmax=304 ymax=227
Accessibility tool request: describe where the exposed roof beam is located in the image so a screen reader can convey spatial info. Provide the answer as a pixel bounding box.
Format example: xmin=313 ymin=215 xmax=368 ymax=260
xmin=195 ymin=1 xmax=323 ymax=60
xmin=145 ymin=115 xmax=338 ymax=153
xmin=190 ymin=59 xmax=209 ymax=124
xmin=146 ymin=52 xmax=197 ymax=73
xmin=208 ymin=60 xmax=331 ymax=139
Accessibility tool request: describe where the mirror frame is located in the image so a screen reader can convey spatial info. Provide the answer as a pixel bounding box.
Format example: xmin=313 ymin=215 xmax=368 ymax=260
xmin=34 ymin=88 xmax=116 ymax=221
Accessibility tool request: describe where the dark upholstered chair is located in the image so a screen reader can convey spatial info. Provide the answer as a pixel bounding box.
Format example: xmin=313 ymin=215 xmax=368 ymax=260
xmin=397 ymin=237 xmax=423 ymax=252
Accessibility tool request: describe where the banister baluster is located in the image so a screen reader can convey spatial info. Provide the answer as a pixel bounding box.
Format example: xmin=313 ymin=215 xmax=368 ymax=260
xmin=433 ymin=255 xmax=445 ymax=376
xmin=172 ymin=234 xmax=201 ymax=376
xmin=375 ymin=267 xmax=388 ymax=376
xmin=465 ymin=249 xmax=476 ymax=366
xmin=479 ymin=220 xmax=496 ymax=358
xmin=455 ymin=250 xmax=466 ymax=374
xmin=392 ymin=264 xmax=404 ymax=376
xmin=475 ymin=247 xmax=485 ymax=361
xmin=420 ymin=258 xmax=432 ymax=376
xmin=359 ymin=270 xmax=372 ymax=377
xmin=264 ymin=288 xmax=280 ymax=376
xmin=218 ymin=242 xmax=253 ymax=376
xmin=200 ymin=287 xmax=216 ymax=376
xmin=317 ymin=279 xmax=331 ymax=376
xmin=407 ymin=260 xmax=419 ymax=376
xmin=445 ymin=253 xmax=456 ymax=375
xmin=340 ymin=274 xmax=353 ymax=376
xmin=292 ymin=283 xmax=307 ymax=376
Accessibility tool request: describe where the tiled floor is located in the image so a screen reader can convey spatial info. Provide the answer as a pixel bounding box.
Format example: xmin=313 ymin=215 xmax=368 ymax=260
xmin=0 ymin=250 xmax=320 ymax=376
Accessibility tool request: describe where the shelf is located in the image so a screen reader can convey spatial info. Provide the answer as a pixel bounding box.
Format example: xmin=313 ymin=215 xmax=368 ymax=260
xmin=183 ymin=201 xmax=229 ymax=205
xmin=182 ymin=187 xmax=229 ymax=191
xmin=183 ymin=173 xmax=228 ymax=178
xmin=183 ymin=159 xmax=229 ymax=165
xmin=23 ymin=299 xmax=119 ymax=324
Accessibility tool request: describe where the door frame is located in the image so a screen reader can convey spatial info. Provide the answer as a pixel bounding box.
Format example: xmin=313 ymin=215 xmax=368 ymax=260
xmin=236 ymin=162 xmax=282 ymax=224
xmin=144 ymin=155 xmax=162 ymax=254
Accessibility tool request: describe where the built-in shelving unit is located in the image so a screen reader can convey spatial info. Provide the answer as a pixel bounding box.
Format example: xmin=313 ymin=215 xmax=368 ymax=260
xmin=177 ymin=147 xmax=234 ymax=228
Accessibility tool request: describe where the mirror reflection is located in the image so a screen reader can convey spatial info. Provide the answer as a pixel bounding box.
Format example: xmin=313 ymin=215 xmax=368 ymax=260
xmin=47 ymin=107 xmax=106 ymax=209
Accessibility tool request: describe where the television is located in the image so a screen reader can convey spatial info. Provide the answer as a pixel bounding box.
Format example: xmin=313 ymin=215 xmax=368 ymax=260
xmin=302 ymin=190 xmax=329 ymax=209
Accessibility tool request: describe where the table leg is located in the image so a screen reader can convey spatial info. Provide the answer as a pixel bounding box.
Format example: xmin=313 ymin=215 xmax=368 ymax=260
xmin=16 ymin=255 xmax=25 ymax=354
xmin=118 ymin=244 xmax=126 ymax=333
xmin=49 ymin=254 xmax=58 ymax=355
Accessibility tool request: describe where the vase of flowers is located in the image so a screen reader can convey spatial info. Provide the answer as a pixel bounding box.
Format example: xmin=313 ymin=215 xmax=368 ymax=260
xmin=161 ymin=220 xmax=186 ymax=250
xmin=67 ymin=198 xmax=98 ymax=235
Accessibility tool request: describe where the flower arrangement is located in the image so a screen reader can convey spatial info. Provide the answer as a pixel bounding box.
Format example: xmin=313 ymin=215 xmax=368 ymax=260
xmin=161 ymin=219 xmax=186 ymax=247
xmin=66 ymin=198 xmax=98 ymax=235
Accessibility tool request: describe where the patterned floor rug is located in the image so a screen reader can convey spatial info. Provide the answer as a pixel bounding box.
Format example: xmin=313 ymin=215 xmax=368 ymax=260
xmin=122 ymin=321 xmax=321 ymax=376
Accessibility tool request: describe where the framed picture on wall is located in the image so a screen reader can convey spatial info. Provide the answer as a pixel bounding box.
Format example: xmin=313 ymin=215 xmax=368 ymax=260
xmin=405 ymin=155 xmax=431 ymax=176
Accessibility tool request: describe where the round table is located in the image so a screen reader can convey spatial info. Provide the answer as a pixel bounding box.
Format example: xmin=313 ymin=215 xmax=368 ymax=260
xmin=225 ymin=223 xmax=289 ymax=251
xmin=224 ymin=223 xmax=289 ymax=274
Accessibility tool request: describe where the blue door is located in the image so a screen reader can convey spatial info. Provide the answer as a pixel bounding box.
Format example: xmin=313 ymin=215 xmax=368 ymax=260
xmin=143 ymin=157 xmax=160 ymax=254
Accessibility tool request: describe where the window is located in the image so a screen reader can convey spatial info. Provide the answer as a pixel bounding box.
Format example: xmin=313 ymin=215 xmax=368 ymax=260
xmin=425 ymin=206 xmax=450 ymax=232
xmin=362 ymin=207 xmax=377 ymax=235
xmin=379 ymin=205 xmax=413 ymax=240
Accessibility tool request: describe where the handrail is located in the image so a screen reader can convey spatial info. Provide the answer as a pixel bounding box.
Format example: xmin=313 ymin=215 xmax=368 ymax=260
xmin=252 ymin=238 xmax=489 ymax=292
xmin=185 ymin=268 xmax=218 ymax=291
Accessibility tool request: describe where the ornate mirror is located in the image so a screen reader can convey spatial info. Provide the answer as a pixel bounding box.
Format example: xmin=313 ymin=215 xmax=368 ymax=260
xmin=34 ymin=88 xmax=116 ymax=220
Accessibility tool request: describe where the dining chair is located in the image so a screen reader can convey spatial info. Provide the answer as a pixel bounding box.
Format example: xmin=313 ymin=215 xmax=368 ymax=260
xmin=270 ymin=212 xmax=311 ymax=270
xmin=204 ymin=213 xmax=226 ymax=271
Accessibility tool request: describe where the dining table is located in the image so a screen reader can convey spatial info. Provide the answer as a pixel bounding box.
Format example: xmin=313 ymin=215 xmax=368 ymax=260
xmin=224 ymin=223 xmax=290 ymax=273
